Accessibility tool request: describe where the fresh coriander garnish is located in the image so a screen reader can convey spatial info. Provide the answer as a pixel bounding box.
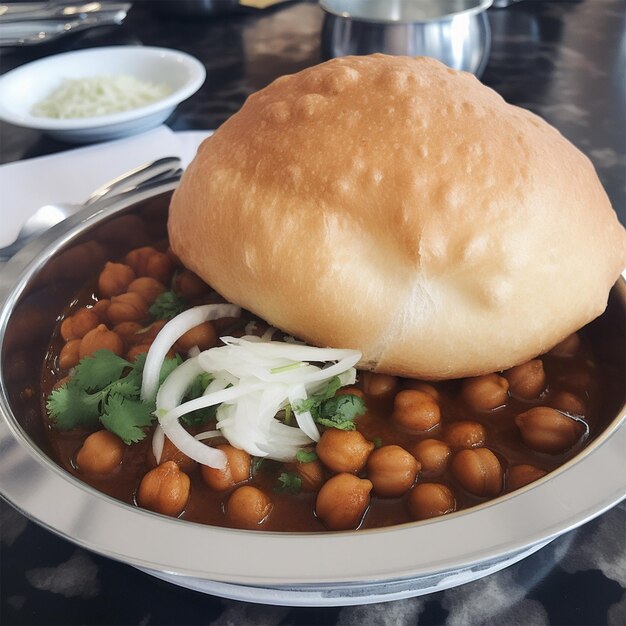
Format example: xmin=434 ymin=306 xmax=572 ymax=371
xmin=251 ymin=456 xmax=266 ymax=475
xmin=46 ymin=349 xmax=179 ymax=445
xmin=275 ymin=471 xmax=302 ymax=494
xmin=149 ymin=291 xmax=186 ymax=320
xmin=180 ymin=372 xmax=217 ymax=426
xmin=373 ymin=437 xmax=383 ymax=449
xmin=295 ymin=449 xmax=317 ymax=463
xmin=293 ymin=376 xmax=366 ymax=431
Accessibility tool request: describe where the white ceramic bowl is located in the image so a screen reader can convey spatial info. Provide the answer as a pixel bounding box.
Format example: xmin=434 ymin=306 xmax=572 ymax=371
xmin=0 ymin=46 xmax=206 ymax=143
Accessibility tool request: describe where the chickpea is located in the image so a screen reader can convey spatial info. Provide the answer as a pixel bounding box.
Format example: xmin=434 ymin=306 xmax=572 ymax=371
xmin=107 ymin=292 xmax=149 ymax=325
xmin=201 ymin=444 xmax=251 ymax=491
xmin=362 ymin=372 xmax=398 ymax=397
xmin=407 ymin=483 xmax=456 ymax=520
xmin=79 ymin=324 xmax=124 ymax=358
xmin=226 ymin=486 xmax=273 ymax=529
xmin=174 ymin=270 xmax=210 ymax=300
xmin=506 ymin=464 xmax=547 ymax=492
xmin=176 ymin=322 xmax=218 ymax=352
xmin=149 ymin=435 xmax=196 ymax=474
xmin=92 ymin=298 xmax=111 ymax=322
xmin=137 ymin=320 xmax=167 ymax=344
xmin=462 ymin=374 xmax=509 ymax=411
xmin=515 ymin=407 xmax=584 ymax=454
xmin=315 ymin=473 xmax=373 ymax=530
xmin=366 ymin=445 xmax=420 ymax=497
xmin=316 ymin=429 xmax=374 ymax=474
xmin=391 ymin=389 xmax=440 ymax=431
xmin=98 ymin=262 xmax=136 ymax=298
xmin=336 ymin=386 xmax=365 ymax=399
xmin=444 ymin=421 xmax=486 ymax=449
xmin=451 ymin=448 xmax=503 ymax=497
xmin=75 ymin=430 xmax=124 ymax=475
xmin=58 ymin=339 xmax=81 ymax=370
xmin=405 ymin=381 xmax=440 ymax=401
xmin=549 ymin=333 xmax=580 ymax=358
xmin=288 ymin=459 xmax=325 ymax=492
xmin=549 ymin=391 xmax=586 ymax=416
xmin=60 ymin=307 xmax=100 ymax=341
xmin=145 ymin=252 xmax=174 ymax=284
xmin=137 ymin=460 xmax=191 ymax=517
xmin=127 ymin=277 xmax=166 ymax=305
xmin=127 ymin=344 xmax=151 ymax=361
xmin=504 ymin=360 xmax=546 ymax=400
xmin=113 ymin=321 xmax=143 ymax=346
xmin=125 ymin=246 xmax=159 ymax=275
xmin=409 ymin=438 xmax=451 ymax=476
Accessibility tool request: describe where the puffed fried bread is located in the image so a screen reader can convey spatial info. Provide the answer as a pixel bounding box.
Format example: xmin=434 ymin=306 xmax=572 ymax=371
xmin=169 ymin=54 xmax=626 ymax=379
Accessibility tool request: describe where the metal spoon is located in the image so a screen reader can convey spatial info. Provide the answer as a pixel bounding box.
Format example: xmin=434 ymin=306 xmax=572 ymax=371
xmin=0 ymin=156 xmax=182 ymax=261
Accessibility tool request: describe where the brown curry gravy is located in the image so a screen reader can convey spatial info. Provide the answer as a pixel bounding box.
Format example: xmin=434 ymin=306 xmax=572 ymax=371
xmin=41 ymin=279 xmax=623 ymax=533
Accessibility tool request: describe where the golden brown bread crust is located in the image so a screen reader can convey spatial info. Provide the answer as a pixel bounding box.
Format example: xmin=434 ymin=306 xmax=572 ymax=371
xmin=168 ymin=54 xmax=626 ymax=379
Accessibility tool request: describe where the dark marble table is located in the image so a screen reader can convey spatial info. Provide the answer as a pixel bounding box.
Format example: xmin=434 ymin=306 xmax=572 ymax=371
xmin=1 ymin=1 xmax=625 ymax=624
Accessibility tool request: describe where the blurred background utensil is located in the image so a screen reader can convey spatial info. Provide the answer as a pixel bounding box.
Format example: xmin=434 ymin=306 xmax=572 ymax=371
xmin=0 ymin=156 xmax=182 ymax=261
xmin=0 ymin=2 xmax=130 ymax=20
xmin=0 ymin=1 xmax=130 ymax=46
xmin=320 ymin=0 xmax=493 ymax=76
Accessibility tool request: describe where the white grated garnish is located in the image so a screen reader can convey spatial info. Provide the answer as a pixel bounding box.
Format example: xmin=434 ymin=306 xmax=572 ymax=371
xmin=32 ymin=75 xmax=171 ymax=119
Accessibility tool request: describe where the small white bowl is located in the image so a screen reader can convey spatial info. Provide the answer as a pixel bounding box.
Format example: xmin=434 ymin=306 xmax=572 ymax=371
xmin=0 ymin=46 xmax=206 ymax=143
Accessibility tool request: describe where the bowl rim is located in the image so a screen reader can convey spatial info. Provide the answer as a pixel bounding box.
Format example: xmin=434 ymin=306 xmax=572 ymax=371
xmin=0 ymin=45 xmax=206 ymax=131
xmin=0 ymin=183 xmax=625 ymax=587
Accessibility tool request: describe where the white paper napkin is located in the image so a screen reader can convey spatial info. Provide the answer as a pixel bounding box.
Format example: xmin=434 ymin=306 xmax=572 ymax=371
xmin=0 ymin=126 xmax=212 ymax=248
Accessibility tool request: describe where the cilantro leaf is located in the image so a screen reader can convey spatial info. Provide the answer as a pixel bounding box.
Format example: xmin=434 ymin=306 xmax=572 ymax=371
xmin=293 ymin=377 xmax=366 ymax=431
xmin=46 ymin=381 xmax=101 ymax=430
xmin=124 ymin=352 xmax=182 ymax=390
xmin=107 ymin=380 xmax=140 ymax=400
xmin=100 ymin=394 xmax=155 ymax=444
xmin=149 ymin=291 xmax=186 ymax=320
xmin=180 ymin=372 xmax=216 ymax=426
xmin=159 ymin=354 xmax=183 ymax=384
xmin=186 ymin=372 xmax=213 ymax=400
xmin=275 ymin=472 xmax=302 ymax=494
xmin=295 ymin=377 xmax=342 ymax=414
xmin=73 ymin=350 xmax=130 ymax=391
xmin=46 ymin=349 xmax=181 ymax=443
xmin=251 ymin=457 xmax=265 ymax=475
xmin=295 ymin=449 xmax=317 ymax=463
xmin=316 ymin=394 xmax=366 ymax=430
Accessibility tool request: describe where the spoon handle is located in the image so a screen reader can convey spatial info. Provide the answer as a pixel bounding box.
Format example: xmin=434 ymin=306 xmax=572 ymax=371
xmin=85 ymin=156 xmax=182 ymax=206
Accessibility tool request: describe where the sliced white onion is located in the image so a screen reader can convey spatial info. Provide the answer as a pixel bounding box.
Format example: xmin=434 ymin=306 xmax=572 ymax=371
xmin=154 ymin=355 xmax=228 ymax=469
xmin=141 ymin=303 xmax=240 ymax=402
xmin=158 ymin=410 xmax=228 ymax=470
xmin=221 ymin=336 xmax=358 ymax=362
xmin=261 ymin=326 xmax=278 ymax=341
xmin=152 ymin=424 xmax=165 ymax=464
xmin=288 ymin=384 xmax=320 ymax=442
xmin=143 ymin=307 xmax=362 ymax=465
xmin=194 ymin=430 xmax=222 ymax=441
xmin=159 ymin=382 xmax=264 ymax=423
xmin=156 ymin=356 xmax=204 ymax=412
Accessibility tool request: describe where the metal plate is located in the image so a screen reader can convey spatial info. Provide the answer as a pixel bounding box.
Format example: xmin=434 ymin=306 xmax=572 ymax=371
xmin=0 ymin=183 xmax=624 ymax=592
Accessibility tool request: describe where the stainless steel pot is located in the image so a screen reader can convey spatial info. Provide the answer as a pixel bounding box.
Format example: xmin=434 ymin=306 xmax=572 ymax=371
xmin=0 ymin=182 xmax=624 ymax=606
xmin=320 ymin=0 xmax=493 ymax=76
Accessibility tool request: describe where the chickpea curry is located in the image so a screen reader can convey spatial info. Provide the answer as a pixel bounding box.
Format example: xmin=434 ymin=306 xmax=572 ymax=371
xmin=42 ymin=243 xmax=620 ymax=532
